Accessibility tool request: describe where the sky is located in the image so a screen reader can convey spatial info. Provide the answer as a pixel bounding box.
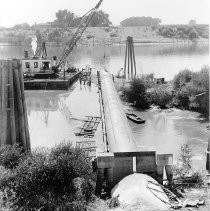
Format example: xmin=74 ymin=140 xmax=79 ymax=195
xmin=0 ymin=0 xmax=210 ymax=27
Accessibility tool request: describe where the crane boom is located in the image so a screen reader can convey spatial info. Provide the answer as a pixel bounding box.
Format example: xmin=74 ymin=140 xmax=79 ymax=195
xmin=56 ymin=0 xmax=103 ymax=68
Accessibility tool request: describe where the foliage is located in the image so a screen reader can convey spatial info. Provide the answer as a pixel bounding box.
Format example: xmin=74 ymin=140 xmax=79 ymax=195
xmin=173 ymin=144 xmax=193 ymax=178
xmin=173 ymin=69 xmax=193 ymax=90
xmin=172 ymin=66 xmax=209 ymax=115
xmin=120 ymin=16 xmax=161 ymax=27
xmin=123 ymin=78 xmax=150 ymax=109
xmin=47 ymin=29 xmax=62 ymax=43
xmin=147 ymin=86 xmax=173 ymax=108
xmin=158 ymin=26 xmax=201 ymax=41
xmin=13 ymin=23 xmax=30 ymax=30
xmin=189 ymin=19 xmax=196 ymax=26
xmin=53 ymin=9 xmax=112 ymax=28
xmin=142 ymin=73 xmax=155 ymax=88
xmin=0 ymin=144 xmax=25 ymax=170
xmin=0 ymin=142 xmax=95 ymax=210
xmin=54 ymin=9 xmax=76 ymax=27
xmin=172 ymin=144 xmax=204 ymax=187
xmin=109 ymin=196 xmax=120 ymax=208
xmin=121 ymin=66 xmax=209 ymax=115
xmin=90 ymin=10 xmax=112 ymax=27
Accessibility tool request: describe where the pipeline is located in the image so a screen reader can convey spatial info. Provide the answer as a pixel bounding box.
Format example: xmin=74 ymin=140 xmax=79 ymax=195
xmin=99 ymin=70 xmax=137 ymax=152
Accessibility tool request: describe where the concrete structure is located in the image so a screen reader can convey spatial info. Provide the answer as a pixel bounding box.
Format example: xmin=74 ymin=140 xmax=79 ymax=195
xmin=96 ymin=71 xmax=173 ymax=194
xmin=99 ymin=70 xmax=137 ymax=152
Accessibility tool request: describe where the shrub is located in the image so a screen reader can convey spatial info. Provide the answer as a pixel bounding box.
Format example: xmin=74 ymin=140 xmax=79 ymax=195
xmin=173 ymin=69 xmax=193 ymax=90
xmin=147 ymin=85 xmax=173 ymax=108
xmin=172 ymin=66 xmax=209 ymax=115
xmin=123 ymin=78 xmax=149 ymax=109
xmin=0 ymin=142 xmax=95 ymax=210
xmin=173 ymin=144 xmax=193 ymax=178
xmin=0 ymin=144 xmax=25 ymax=169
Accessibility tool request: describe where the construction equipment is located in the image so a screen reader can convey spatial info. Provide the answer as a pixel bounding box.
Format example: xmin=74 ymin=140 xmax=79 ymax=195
xmin=53 ymin=0 xmax=103 ymax=71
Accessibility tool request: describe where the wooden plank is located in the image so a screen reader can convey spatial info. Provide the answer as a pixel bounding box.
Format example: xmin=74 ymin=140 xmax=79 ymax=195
xmin=13 ymin=66 xmax=27 ymax=149
xmin=16 ymin=60 xmax=30 ymax=150
xmin=8 ymin=61 xmax=16 ymax=144
xmin=1 ymin=61 xmax=9 ymax=145
xmin=0 ymin=61 xmax=3 ymax=144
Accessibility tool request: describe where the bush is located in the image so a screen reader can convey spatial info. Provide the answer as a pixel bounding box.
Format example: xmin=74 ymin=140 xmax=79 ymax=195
xmin=172 ymin=144 xmax=204 ymax=187
xmin=147 ymin=85 xmax=173 ymax=108
xmin=173 ymin=144 xmax=193 ymax=178
xmin=172 ymin=66 xmax=209 ymax=115
xmin=123 ymin=78 xmax=149 ymax=109
xmin=173 ymin=69 xmax=193 ymax=90
xmin=0 ymin=142 xmax=95 ymax=210
xmin=0 ymin=144 xmax=25 ymax=169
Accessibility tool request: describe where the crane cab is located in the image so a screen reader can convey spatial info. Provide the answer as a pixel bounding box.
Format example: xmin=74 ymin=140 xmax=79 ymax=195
xmin=22 ymin=57 xmax=51 ymax=74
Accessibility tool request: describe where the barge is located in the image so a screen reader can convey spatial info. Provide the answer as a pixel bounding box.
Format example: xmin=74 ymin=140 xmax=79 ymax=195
xmin=22 ymin=42 xmax=80 ymax=90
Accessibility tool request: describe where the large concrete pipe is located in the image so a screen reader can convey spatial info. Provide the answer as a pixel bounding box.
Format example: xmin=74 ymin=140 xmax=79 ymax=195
xmin=99 ymin=71 xmax=137 ymax=152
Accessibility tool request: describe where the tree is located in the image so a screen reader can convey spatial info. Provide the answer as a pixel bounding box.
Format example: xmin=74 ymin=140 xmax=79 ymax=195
xmin=173 ymin=69 xmax=193 ymax=90
xmin=89 ymin=10 xmax=112 ymax=27
xmin=120 ymin=16 xmax=161 ymax=27
xmin=54 ymin=10 xmax=75 ymax=27
xmin=189 ymin=19 xmax=196 ymax=26
xmin=188 ymin=27 xmax=199 ymax=41
xmin=123 ymin=78 xmax=149 ymax=108
xmin=13 ymin=23 xmax=30 ymax=30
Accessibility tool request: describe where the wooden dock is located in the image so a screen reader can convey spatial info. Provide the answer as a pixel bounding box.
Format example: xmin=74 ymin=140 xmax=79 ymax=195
xmin=24 ymin=72 xmax=80 ymax=90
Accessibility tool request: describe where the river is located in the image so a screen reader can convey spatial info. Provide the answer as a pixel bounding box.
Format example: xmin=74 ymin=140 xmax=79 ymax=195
xmin=0 ymin=43 xmax=209 ymax=171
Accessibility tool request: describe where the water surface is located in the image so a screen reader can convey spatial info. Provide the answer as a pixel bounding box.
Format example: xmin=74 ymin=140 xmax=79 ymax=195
xmin=1 ymin=43 xmax=209 ymax=170
xmin=0 ymin=43 xmax=209 ymax=80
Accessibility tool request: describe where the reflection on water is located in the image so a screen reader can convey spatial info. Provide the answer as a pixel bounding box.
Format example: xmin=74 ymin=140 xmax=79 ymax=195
xmin=0 ymin=43 xmax=209 ymax=80
xmin=2 ymin=42 xmax=209 ymax=170
xmin=125 ymin=106 xmax=209 ymax=170
xmin=25 ymin=82 xmax=101 ymax=149
xmin=25 ymin=80 xmax=209 ymax=171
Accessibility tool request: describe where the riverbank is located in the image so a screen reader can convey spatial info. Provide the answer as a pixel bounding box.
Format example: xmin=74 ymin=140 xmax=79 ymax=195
xmin=116 ymin=65 xmax=209 ymax=118
xmin=0 ymin=25 xmax=208 ymax=46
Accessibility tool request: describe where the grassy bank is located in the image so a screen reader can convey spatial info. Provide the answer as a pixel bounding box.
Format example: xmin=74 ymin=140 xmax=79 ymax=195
xmin=121 ymin=65 xmax=209 ymax=117
xmin=0 ymin=25 xmax=208 ymax=46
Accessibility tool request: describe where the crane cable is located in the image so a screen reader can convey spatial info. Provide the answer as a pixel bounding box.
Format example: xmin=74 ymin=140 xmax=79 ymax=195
xmin=57 ymin=0 xmax=103 ymax=68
